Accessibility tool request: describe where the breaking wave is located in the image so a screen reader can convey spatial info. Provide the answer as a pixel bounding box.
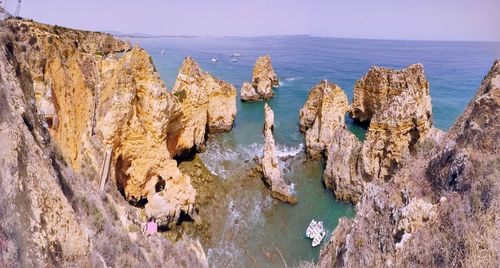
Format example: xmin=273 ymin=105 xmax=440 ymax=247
xmin=199 ymin=140 xmax=304 ymax=180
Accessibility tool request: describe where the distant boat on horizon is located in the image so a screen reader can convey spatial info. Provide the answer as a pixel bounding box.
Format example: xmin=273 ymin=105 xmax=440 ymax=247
xmin=211 ymin=58 xmax=218 ymax=62
xmin=232 ymin=53 xmax=241 ymax=57
xmin=160 ymin=50 xmax=165 ymax=55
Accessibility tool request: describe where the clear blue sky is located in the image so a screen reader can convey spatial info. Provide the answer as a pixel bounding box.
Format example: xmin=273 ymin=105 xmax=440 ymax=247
xmin=5 ymin=0 xmax=500 ymax=41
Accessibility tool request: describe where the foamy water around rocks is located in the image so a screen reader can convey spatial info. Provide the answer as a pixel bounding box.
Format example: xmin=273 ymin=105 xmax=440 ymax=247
xmin=130 ymin=35 xmax=499 ymax=267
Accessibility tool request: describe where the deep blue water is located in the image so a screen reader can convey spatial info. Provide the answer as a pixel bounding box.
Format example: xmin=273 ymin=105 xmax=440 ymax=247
xmin=130 ymin=36 xmax=500 ymax=267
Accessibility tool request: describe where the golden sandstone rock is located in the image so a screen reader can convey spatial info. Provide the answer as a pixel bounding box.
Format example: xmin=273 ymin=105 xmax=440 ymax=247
xmin=299 ymin=80 xmax=350 ymax=159
xmin=172 ymin=57 xmax=237 ymax=153
xmin=300 ymin=64 xmax=442 ymax=204
xmin=261 ymin=104 xmax=297 ymax=204
xmin=240 ymin=55 xmax=279 ymax=101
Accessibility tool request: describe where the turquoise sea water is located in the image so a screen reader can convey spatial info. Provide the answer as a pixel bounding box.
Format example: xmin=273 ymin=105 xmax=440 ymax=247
xmin=131 ymin=36 xmax=500 ymax=267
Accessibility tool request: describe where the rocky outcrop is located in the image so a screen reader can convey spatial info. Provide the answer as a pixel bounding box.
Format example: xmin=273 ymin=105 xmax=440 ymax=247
xmin=1 ymin=19 xmax=209 ymax=267
xmin=261 ymin=104 xmax=297 ymax=204
xmin=356 ymin=64 xmax=442 ymax=182
xmin=350 ymin=64 xmax=430 ymax=123
xmin=240 ymin=55 xmax=279 ymax=101
xmin=323 ymin=128 xmax=363 ymax=203
xmin=299 ymin=80 xmax=350 ymax=159
xmin=317 ymin=60 xmax=500 ymax=267
xmin=171 ymin=57 xmax=237 ymax=153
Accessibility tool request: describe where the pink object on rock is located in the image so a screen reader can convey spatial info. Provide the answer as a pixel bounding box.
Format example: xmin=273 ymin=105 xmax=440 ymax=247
xmin=146 ymin=221 xmax=158 ymax=236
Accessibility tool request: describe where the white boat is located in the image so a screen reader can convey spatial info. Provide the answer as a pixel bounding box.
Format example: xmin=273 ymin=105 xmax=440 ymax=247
xmin=312 ymin=230 xmax=326 ymax=247
xmin=211 ymin=58 xmax=218 ymax=62
xmin=160 ymin=50 xmax=165 ymax=55
xmin=232 ymin=53 xmax=241 ymax=57
xmin=306 ymin=220 xmax=317 ymax=238
xmin=231 ymin=58 xmax=238 ymax=62
xmin=306 ymin=219 xmax=327 ymax=247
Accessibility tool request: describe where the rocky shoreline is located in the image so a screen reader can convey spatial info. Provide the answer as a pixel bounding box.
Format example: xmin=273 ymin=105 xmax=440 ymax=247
xmin=1 ymin=17 xmax=498 ymax=268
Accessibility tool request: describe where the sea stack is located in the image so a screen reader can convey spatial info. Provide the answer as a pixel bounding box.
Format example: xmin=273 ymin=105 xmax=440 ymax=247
xmin=171 ymin=57 xmax=237 ymax=154
xmin=261 ymin=104 xmax=297 ymax=204
xmin=299 ymin=80 xmax=350 ymax=159
xmin=240 ymin=55 xmax=279 ymax=101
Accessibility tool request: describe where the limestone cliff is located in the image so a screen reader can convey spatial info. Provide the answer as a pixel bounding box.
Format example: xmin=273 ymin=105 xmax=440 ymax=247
xmin=0 ymin=19 xmax=209 ymax=267
xmin=172 ymin=57 xmax=237 ymax=154
xmin=317 ymin=60 xmax=500 ymax=267
xmin=261 ymin=104 xmax=297 ymax=204
xmin=240 ymin=55 xmax=279 ymax=101
xmin=307 ymin=65 xmax=442 ymax=204
xmin=299 ymin=80 xmax=349 ymax=159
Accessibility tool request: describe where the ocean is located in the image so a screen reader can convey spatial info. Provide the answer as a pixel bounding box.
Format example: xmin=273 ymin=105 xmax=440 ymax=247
xmin=130 ymin=35 xmax=500 ymax=267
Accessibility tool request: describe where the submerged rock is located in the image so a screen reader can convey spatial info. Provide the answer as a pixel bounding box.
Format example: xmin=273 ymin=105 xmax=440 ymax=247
xmin=172 ymin=57 xmax=237 ymax=153
xmin=261 ymin=104 xmax=297 ymax=204
xmin=299 ymin=80 xmax=350 ymax=159
xmin=240 ymin=55 xmax=279 ymax=101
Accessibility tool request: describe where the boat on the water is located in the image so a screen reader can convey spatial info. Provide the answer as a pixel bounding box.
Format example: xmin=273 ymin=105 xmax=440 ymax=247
xmin=232 ymin=53 xmax=241 ymax=57
xmin=160 ymin=50 xmax=165 ymax=55
xmin=211 ymin=58 xmax=218 ymax=62
xmin=231 ymin=58 xmax=238 ymax=62
xmin=306 ymin=219 xmax=327 ymax=247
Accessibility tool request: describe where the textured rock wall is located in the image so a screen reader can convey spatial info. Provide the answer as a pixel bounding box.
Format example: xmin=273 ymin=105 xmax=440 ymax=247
xmin=299 ymin=80 xmax=349 ymax=159
xmin=1 ymin=19 xmax=210 ymax=267
xmin=172 ymin=57 xmax=237 ymax=154
xmin=317 ymin=60 xmax=500 ymax=267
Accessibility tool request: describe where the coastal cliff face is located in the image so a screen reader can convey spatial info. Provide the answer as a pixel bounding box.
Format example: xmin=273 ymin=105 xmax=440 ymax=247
xmin=172 ymin=57 xmax=237 ymax=153
xmin=0 ymin=19 xmax=210 ymax=267
xmin=317 ymin=60 xmax=500 ymax=267
xmin=303 ymin=64 xmax=442 ymax=204
xmin=299 ymin=80 xmax=349 ymax=159
xmin=261 ymin=104 xmax=297 ymax=204
xmin=240 ymin=55 xmax=279 ymax=101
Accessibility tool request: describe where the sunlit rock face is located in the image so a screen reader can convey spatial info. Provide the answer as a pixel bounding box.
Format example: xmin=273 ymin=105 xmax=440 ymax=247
xmin=299 ymin=80 xmax=350 ymax=159
xmin=318 ymin=61 xmax=500 ymax=267
xmin=240 ymin=55 xmax=279 ymax=101
xmin=172 ymin=57 xmax=237 ymax=153
xmin=354 ymin=64 xmax=439 ymax=183
xmin=261 ymin=104 xmax=297 ymax=204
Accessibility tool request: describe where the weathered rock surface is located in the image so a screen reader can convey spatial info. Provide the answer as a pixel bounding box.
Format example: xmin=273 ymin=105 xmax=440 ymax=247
xmin=317 ymin=60 xmax=500 ymax=267
xmin=172 ymin=57 xmax=237 ymax=153
xmin=0 ymin=19 xmax=209 ymax=267
xmin=261 ymin=104 xmax=297 ymax=204
xmin=323 ymin=128 xmax=364 ymax=203
xmin=299 ymin=80 xmax=350 ymax=159
xmin=350 ymin=64 xmax=430 ymax=123
xmin=240 ymin=81 xmax=260 ymax=101
xmin=240 ymin=55 xmax=279 ymax=101
xmin=354 ymin=64 xmax=445 ymax=184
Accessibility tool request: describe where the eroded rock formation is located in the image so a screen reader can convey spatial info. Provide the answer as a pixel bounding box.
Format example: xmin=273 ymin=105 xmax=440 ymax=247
xmin=261 ymin=104 xmax=297 ymax=204
xmin=172 ymin=57 xmax=237 ymax=153
xmin=299 ymin=80 xmax=350 ymax=159
xmin=0 ymin=19 xmax=209 ymax=267
xmin=240 ymin=55 xmax=279 ymax=101
xmin=317 ymin=60 xmax=500 ymax=267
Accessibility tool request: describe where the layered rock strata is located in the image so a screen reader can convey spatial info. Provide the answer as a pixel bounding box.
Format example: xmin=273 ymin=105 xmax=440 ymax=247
xmin=240 ymin=55 xmax=279 ymax=101
xmin=317 ymin=60 xmax=500 ymax=268
xmin=0 ymin=19 xmax=209 ymax=267
xmin=171 ymin=57 xmax=237 ymax=153
xmin=300 ymin=65 xmax=442 ymax=204
xmin=299 ymin=80 xmax=350 ymax=159
xmin=261 ymin=104 xmax=297 ymax=204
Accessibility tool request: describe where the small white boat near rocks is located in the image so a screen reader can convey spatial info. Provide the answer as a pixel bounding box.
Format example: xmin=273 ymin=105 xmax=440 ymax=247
xmin=306 ymin=219 xmax=327 ymax=247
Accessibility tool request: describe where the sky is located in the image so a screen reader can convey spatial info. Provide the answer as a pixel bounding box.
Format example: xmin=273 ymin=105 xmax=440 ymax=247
xmin=5 ymin=0 xmax=500 ymax=41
